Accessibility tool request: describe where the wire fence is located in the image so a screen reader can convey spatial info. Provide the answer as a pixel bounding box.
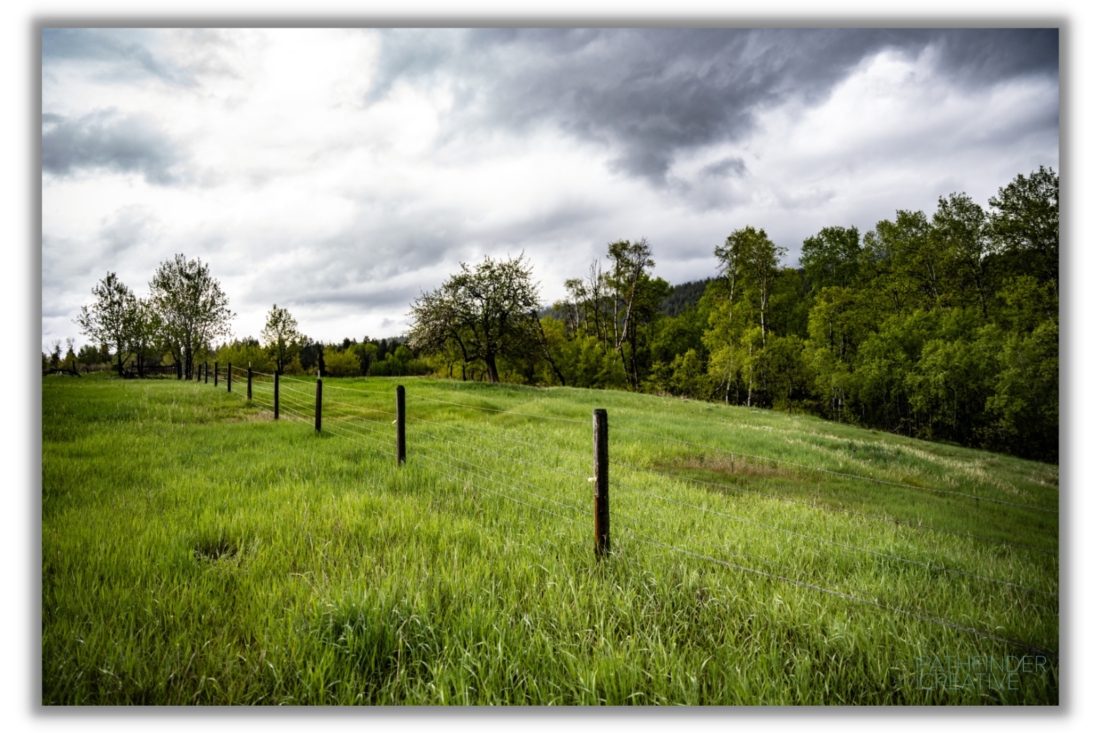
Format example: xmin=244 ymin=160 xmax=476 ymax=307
xmin=194 ymin=370 xmax=1059 ymax=659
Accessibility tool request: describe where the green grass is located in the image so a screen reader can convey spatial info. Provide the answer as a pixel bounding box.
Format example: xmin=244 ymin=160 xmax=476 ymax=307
xmin=41 ymin=372 xmax=1059 ymax=704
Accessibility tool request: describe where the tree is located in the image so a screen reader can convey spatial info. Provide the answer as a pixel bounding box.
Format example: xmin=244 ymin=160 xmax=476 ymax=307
xmin=261 ymin=304 xmax=303 ymax=375
xmin=351 ymin=341 xmax=378 ymax=376
xmin=800 ymin=226 xmax=861 ymax=293
xmin=76 ymin=343 xmax=102 ymax=372
xmin=61 ymin=338 xmax=77 ymax=372
xmin=126 ymin=296 xmax=162 ymax=379
xmin=932 ymin=193 xmax=992 ymax=316
xmin=602 ymin=239 xmax=670 ymax=389
xmin=987 ymin=166 xmax=1059 ymax=285
xmin=148 ymin=255 xmax=234 ymax=380
xmin=74 ymin=272 xmax=133 ymax=377
xmin=407 ymin=254 xmax=542 ymax=384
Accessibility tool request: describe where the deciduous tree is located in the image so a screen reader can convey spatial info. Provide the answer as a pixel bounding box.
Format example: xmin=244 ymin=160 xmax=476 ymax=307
xmin=407 ymin=254 xmax=542 ymax=384
xmin=261 ymin=304 xmax=302 ymax=375
xmin=148 ymin=255 xmax=234 ymax=380
xmin=74 ymin=272 xmax=133 ymax=377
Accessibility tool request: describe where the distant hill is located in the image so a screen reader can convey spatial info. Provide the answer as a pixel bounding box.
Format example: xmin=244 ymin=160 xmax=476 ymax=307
xmin=540 ymin=277 xmax=720 ymax=320
xmin=659 ymin=277 xmax=719 ymax=318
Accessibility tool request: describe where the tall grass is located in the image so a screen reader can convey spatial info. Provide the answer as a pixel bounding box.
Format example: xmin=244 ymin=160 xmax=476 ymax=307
xmin=41 ymin=373 xmax=1058 ymax=704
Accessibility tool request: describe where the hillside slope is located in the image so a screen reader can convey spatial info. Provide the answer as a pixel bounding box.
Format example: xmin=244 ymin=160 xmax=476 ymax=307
xmin=41 ymin=374 xmax=1059 ymax=704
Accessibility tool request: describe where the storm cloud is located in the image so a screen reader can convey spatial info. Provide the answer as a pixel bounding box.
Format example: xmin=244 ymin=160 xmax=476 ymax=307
xmin=42 ymin=109 xmax=186 ymax=185
xmin=370 ymin=28 xmax=1058 ymax=186
xmin=41 ymin=28 xmax=1059 ymax=348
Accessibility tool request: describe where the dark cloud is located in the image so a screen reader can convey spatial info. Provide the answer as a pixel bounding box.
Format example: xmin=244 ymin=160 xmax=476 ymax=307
xmin=42 ymin=28 xmax=193 ymax=86
xmin=369 ymin=28 xmax=1058 ymax=188
xmin=42 ymin=109 xmax=185 ymax=186
xmin=701 ymin=156 xmax=748 ymax=179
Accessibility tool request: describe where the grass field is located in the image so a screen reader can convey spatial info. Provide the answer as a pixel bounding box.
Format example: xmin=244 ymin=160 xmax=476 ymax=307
xmin=41 ymin=371 xmax=1059 ymax=704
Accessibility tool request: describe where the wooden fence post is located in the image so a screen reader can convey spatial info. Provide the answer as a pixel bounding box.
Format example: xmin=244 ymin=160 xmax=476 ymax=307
xmin=228 ymin=362 xmax=232 ymax=393
xmin=274 ymin=373 xmax=280 ymax=420
xmin=214 ymin=361 xmax=218 ymax=387
xmin=315 ymin=372 xmax=322 ymax=433
xmin=593 ymin=408 xmax=609 ymax=558
xmin=247 ymin=364 xmax=252 ymax=401
xmin=397 ymin=385 xmax=406 ymax=465
xmin=205 ymin=362 xmax=209 ymax=384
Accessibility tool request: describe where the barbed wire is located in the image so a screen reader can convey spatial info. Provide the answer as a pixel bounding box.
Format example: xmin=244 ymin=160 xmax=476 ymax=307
xmin=278 ymin=398 xmax=316 ymax=418
xmin=405 ymin=423 xmax=593 ymax=485
xmin=411 ymin=444 xmax=589 ymax=526
xmin=275 ymin=403 xmax=312 ymax=423
xmin=322 ymin=397 xmax=396 ymax=419
xmin=321 ymin=403 xmax=394 ymax=432
xmin=407 ymin=393 xmax=590 ymax=425
xmin=620 ymin=526 xmax=1057 ymax=659
xmin=313 ymin=380 xmax=394 ymax=397
xmin=608 ymin=423 xmax=1057 ymax=516
xmin=406 ymin=413 xmax=591 ymax=462
xmin=608 ymin=466 xmax=1056 ymax=557
xmin=194 ymin=378 xmax=1059 ymax=653
xmin=277 ymin=382 xmax=318 ymax=401
xmin=609 ymin=508 xmax=967 ymax=623
xmin=408 ymin=436 xmax=589 ymax=515
xmin=609 ymin=477 xmax=1055 ymax=599
xmin=323 ymin=419 xmax=394 ymax=450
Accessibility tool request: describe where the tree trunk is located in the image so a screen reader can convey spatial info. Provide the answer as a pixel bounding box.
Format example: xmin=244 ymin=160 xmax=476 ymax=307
xmin=485 ymin=352 xmax=500 ymax=383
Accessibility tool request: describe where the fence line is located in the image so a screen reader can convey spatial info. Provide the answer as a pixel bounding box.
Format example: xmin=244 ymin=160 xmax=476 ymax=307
xmin=322 ymin=407 xmax=394 ymax=434
xmin=609 ymin=477 xmax=1055 ymax=599
xmin=609 ymin=462 xmax=1057 ymax=557
xmin=620 ymin=527 xmax=1057 ymax=660
xmin=609 ymin=423 xmax=1057 ymax=516
xmin=407 ymin=413 xmax=591 ymax=462
xmin=411 ymin=444 xmax=590 ymax=526
xmin=323 ymin=419 xmax=395 ymax=450
xmin=277 ymin=382 xmax=318 ymax=401
xmin=610 ymin=507 xmax=969 ymax=623
xmin=323 ymin=397 xmax=396 ymax=419
xmin=406 ymin=423 xmax=593 ymax=484
xmin=407 ymin=393 xmax=591 ymax=425
xmin=408 ymin=433 xmax=590 ymax=515
xmin=195 ymin=376 xmax=1058 ymax=657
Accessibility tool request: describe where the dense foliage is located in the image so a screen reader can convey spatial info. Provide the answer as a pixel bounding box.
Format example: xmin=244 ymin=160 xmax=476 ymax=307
xmin=414 ymin=169 xmax=1058 ymax=462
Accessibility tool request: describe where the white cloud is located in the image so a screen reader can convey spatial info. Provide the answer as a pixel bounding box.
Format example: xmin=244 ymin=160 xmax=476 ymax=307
xmin=42 ymin=28 xmax=1058 ymax=350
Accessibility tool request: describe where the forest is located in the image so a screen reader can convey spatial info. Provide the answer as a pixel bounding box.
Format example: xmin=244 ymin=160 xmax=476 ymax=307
xmin=407 ymin=167 xmax=1058 ymax=463
xmin=59 ymin=167 xmax=1057 ymax=463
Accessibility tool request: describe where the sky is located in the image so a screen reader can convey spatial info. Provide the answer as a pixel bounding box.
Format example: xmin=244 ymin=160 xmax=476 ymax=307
xmin=40 ymin=27 xmax=1059 ymax=350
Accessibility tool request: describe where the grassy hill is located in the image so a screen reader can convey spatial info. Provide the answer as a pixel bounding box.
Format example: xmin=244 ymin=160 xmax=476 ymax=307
xmin=41 ymin=372 xmax=1059 ymax=704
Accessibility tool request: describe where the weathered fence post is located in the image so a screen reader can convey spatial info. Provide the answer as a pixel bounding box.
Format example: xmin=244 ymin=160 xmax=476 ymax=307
xmin=247 ymin=363 xmax=252 ymax=401
xmin=593 ymin=408 xmax=609 ymax=558
xmin=397 ymin=385 xmax=406 ymax=465
xmin=214 ymin=361 xmax=218 ymax=387
xmin=205 ymin=362 xmax=209 ymax=384
xmin=274 ymin=373 xmax=280 ymax=420
xmin=315 ymin=371 xmax=322 ymax=434
xmin=228 ymin=362 xmax=232 ymax=393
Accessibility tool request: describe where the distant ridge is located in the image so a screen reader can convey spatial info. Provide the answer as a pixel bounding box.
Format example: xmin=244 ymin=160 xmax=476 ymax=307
xmin=659 ymin=277 xmax=719 ymax=318
xmin=540 ymin=277 xmax=720 ymax=320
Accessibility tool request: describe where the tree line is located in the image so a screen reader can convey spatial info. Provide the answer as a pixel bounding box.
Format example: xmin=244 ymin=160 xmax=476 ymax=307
xmin=407 ymin=167 xmax=1058 ymax=462
xmin=64 ymin=257 xmax=430 ymax=380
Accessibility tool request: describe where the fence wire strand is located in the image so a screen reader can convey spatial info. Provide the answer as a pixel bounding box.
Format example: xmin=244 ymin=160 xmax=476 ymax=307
xmin=619 ymin=526 xmax=1057 ymax=659
xmin=609 ymin=462 xmax=1056 ymax=557
xmin=194 ymin=378 xmax=1059 ymax=657
xmin=406 ymin=423 xmax=593 ymax=484
xmin=609 ymin=479 xmax=1055 ymax=599
xmin=407 ymin=393 xmax=590 ymax=425
xmin=609 ymin=423 xmax=1057 ymax=516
